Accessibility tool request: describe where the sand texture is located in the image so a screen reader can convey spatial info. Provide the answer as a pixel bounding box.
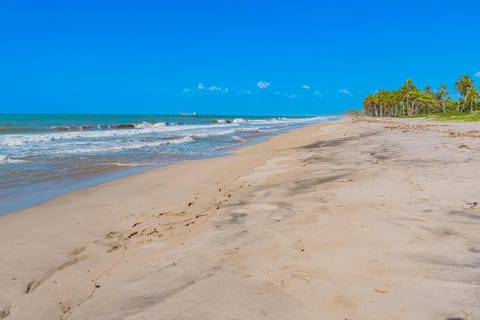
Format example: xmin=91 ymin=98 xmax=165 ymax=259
xmin=1 ymin=117 xmax=479 ymax=319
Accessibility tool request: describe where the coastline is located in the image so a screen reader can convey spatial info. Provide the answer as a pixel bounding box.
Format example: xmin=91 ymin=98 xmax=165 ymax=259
xmin=0 ymin=115 xmax=335 ymax=215
xmin=1 ymin=117 xmax=479 ymax=319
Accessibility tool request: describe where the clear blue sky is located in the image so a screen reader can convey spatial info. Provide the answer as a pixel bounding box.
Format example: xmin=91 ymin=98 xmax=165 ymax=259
xmin=1 ymin=1 xmax=479 ymax=115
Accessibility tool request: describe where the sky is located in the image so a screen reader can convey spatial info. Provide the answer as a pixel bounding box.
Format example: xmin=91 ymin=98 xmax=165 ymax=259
xmin=1 ymin=1 xmax=480 ymax=115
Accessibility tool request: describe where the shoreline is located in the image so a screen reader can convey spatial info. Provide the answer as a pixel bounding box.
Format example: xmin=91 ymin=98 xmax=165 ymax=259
xmin=0 ymin=122 xmax=311 ymax=216
xmin=1 ymin=117 xmax=479 ymax=319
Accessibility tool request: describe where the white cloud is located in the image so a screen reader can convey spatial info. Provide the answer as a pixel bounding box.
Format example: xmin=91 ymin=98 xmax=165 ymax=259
xmin=302 ymin=84 xmax=310 ymax=90
xmin=197 ymin=83 xmax=228 ymax=93
xmin=339 ymin=88 xmax=352 ymax=96
xmin=475 ymin=71 xmax=480 ymax=78
xmin=182 ymin=88 xmax=192 ymax=94
xmin=240 ymin=89 xmax=252 ymax=95
xmin=257 ymin=81 xmax=271 ymax=89
xmin=208 ymin=86 xmax=222 ymax=91
xmin=314 ymin=90 xmax=323 ymax=98
xmin=207 ymin=86 xmax=228 ymax=93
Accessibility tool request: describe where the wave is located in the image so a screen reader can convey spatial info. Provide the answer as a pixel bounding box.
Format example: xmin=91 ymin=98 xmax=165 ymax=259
xmin=50 ymin=121 xmax=167 ymax=132
xmin=0 ymin=122 xmax=244 ymax=146
xmin=103 ymin=161 xmax=159 ymax=167
xmin=1 ymin=128 xmax=261 ymax=158
xmin=231 ymin=135 xmax=247 ymax=142
xmin=5 ymin=116 xmax=335 ymax=137
xmin=212 ymin=118 xmax=287 ymax=124
xmin=213 ymin=119 xmax=229 ymax=124
xmin=232 ymin=118 xmax=247 ymax=124
xmin=0 ymin=116 xmax=336 ymax=157
xmin=42 ymin=136 xmax=195 ymax=155
xmin=51 ymin=125 xmax=98 ymax=131
xmin=0 ymin=155 xmax=28 ymax=164
xmin=211 ymin=116 xmax=336 ymax=125
xmin=0 ymin=127 xmax=47 ymax=134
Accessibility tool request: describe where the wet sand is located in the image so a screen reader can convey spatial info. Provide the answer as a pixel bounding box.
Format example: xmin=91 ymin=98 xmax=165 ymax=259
xmin=0 ymin=117 xmax=479 ymax=319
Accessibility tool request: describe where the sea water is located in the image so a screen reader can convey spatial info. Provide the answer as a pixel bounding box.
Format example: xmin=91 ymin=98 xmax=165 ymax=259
xmin=0 ymin=113 xmax=337 ymax=214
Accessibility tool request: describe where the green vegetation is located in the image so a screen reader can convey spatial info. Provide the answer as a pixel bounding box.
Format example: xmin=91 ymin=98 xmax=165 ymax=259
xmin=404 ymin=111 xmax=480 ymax=122
xmin=344 ymin=109 xmax=363 ymax=116
xmin=363 ymin=74 xmax=479 ymax=119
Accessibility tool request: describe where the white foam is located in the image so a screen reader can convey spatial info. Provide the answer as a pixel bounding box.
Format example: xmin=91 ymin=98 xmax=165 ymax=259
xmin=0 ymin=116 xmax=336 ymax=147
xmin=47 ymin=136 xmax=195 ymax=155
xmin=231 ymin=135 xmax=247 ymax=142
xmin=232 ymin=118 xmax=247 ymax=124
xmin=0 ymin=116 xmax=337 ymax=158
xmin=0 ymin=155 xmax=27 ymax=164
xmin=103 ymin=161 xmax=158 ymax=167
xmin=0 ymin=122 xmax=235 ymax=146
xmin=134 ymin=121 xmax=153 ymax=129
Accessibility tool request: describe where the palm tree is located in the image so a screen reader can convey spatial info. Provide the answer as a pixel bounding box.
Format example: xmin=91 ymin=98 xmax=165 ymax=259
xmin=400 ymin=79 xmax=417 ymax=115
xmin=435 ymin=84 xmax=449 ymax=113
xmin=378 ymin=89 xmax=390 ymax=117
xmin=363 ymin=94 xmax=377 ymax=117
xmin=455 ymin=74 xmax=473 ymax=112
xmin=401 ymin=79 xmax=416 ymax=92
xmin=465 ymin=87 xmax=479 ymax=113
xmin=391 ymin=90 xmax=403 ymax=116
xmin=424 ymin=85 xmax=434 ymax=95
xmin=362 ymin=77 xmax=475 ymax=117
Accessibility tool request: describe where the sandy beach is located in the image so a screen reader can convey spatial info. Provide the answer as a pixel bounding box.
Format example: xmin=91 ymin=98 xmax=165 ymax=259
xmin=1 ymin=117 xmax=479 ymax=320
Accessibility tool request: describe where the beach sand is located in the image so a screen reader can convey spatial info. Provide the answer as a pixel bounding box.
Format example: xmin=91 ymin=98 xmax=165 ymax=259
xmin=1 ymin=117 xmax=479 ymax=319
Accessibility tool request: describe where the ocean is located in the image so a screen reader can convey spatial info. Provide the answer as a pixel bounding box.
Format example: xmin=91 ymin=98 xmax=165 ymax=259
xmin=0 ymin=113 xmax=336 ymax=214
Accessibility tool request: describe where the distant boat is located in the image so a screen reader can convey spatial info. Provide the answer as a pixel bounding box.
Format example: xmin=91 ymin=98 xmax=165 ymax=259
xmin=179 ymin=112 xmax=197 ymax=116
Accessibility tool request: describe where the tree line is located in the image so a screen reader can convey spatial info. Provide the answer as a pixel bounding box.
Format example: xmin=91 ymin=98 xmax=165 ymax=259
xmin=362 ymin=74 xmax=479 ymax=117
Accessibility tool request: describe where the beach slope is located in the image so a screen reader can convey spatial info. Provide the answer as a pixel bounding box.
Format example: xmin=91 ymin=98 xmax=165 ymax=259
xmin=1 ymin=118 xmax=479 ymax=319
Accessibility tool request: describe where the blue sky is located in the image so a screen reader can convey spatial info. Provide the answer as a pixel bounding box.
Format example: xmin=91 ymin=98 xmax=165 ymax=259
xmin=1 ymin=1 xmax=479 ymax=115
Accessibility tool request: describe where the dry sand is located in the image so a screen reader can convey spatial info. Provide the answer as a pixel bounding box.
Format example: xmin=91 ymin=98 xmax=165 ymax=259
xmin=0 ymin=117 xmax=479 ymax=320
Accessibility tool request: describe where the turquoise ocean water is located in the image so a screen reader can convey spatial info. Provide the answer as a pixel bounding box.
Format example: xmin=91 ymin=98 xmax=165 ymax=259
xmin=0 ymin=113 xmax=336 ymax=214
